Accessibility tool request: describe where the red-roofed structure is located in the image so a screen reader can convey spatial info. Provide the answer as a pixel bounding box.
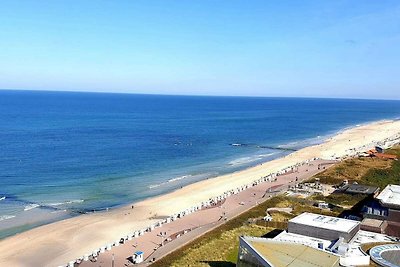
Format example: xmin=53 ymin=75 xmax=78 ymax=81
xmin=374 ymin=153 xmax=398 ymax=160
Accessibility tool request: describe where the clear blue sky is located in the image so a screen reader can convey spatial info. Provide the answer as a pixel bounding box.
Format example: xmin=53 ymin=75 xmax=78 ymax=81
xmin=0 ymin=1 xmax=399 ymax=99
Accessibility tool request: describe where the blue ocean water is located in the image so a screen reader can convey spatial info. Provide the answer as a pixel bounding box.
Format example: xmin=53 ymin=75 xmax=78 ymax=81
xmin=0 ymin=90 xmax=400 ymax=238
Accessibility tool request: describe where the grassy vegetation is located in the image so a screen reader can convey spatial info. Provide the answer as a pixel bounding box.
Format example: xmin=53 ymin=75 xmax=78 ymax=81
xmin=266 ymin=210 xmax=293 ymax=221
xmin=310 ymin=157 xmax=392 ymax=185
xmin=361 ymin=155 xmax=400 ymax=189
xmin=310 ymin=146 xmax=400 ymax=188
xmin=169 ymin=224 xmax=269 ymax=267
xmin=310 ymin=192 xmax=367 ymax=208
xmin=151 ymin=195 xmax=339 ymax=267
xmin=151 ymin=146 xmax=400 ymax=267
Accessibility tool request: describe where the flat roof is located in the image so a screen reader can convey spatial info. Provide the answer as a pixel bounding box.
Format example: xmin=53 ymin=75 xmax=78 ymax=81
xmin=289 ymin=212 xmax=360 ymax=233
xmin=272 ymin=229 xmax=395 ymax=258
xmin=245 ymin=238 xmax=340 ymax=267
xmin=344 ymin=184 xmax=379 ymax=195
xmin=348 ymin=230 xmax=395 ymax=257
xmin=274 ymin=231 xmax=333 ymax=249
xmin=361 ymin=218 xmax=385 ymax=228
xmin=377 ymin=184 xmax=400 ymax=208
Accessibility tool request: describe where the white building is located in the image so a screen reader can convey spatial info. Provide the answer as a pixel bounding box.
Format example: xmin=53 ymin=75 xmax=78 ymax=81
xmin=237 ymin=212 xmax=398 ymax=267
xmin=287 ymin=212 xmax=360 ymax=242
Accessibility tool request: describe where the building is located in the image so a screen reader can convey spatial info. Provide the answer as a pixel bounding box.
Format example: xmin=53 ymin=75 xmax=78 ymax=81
xmin=287 ymin=212 xmax=360 ymax=242
xmin=360 ymin=218 xmax=386 ymax=233
xmin=370 ymin=244 xmax=400 ymax=267
xmin=341 ymin=184 xmax=380 ymax=197
xmin=132 ymin=251 xmax=144 ymax=263
xmin=362 ymin=184 xmax=400 ymax=237
xmin=377 ymin=184 xmax=400 ymax=237
xmin=366 ymin=147 xmax=398 ymax=160
xmin=237 ymin=236 xmax=340 ymax=267
xmin=377 ymin=184 xmax=400 ymax=211
xmin=237 ymin=212 xmax=398 ymax=267
xmin=375 ymin=153 xmax=398 ymax=160
xmin=316 ymin=201 xmax=330 ymax=209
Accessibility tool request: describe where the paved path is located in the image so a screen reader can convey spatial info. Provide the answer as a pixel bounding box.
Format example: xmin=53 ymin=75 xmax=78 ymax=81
xmin=77 ymin=159 xmax=336 ymax=267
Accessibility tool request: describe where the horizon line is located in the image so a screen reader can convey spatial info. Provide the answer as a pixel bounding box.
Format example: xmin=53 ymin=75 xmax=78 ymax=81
xmin=0 ymin=88 xmax=399 ymax=102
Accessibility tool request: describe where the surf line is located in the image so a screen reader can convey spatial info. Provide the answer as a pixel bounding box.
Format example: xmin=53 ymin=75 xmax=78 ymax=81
xmin=230 ymin=143 xmax=297 ymax=152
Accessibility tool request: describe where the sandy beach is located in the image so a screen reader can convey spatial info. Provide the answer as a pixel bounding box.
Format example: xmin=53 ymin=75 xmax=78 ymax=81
xmin=79 ymin=158 xmax=337 ymax=267
xmin=0 ymin=119 xmax=400 ymax=267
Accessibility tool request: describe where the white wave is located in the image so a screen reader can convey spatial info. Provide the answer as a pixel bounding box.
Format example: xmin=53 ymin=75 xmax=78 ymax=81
xmin=0 ymin=215 xmax=15 ymax=221
xmin=24 ymin=204 xmax=40 ymax=211
xmin=0 ymin=196 xmax=5 ymax=201
xmin=51 ymin=209 xmax=67 ymax=214
xmin=231 ymin=143 xmax=243 ymax=146
xmin=168 ymin=175 xmax=190 ymax=183
xmin=258 ymin=152 xmax=276 ymax=158
xmin=47 ymin=199 xmax=84 ymax=206
xmin=278 ymin=134 xmax=330 ymax=149
xmin=229 ymin=156 xmax=257 ymax=166
xmin=149 ymin=174 xmax=196 ymax=189
xmin=229 ymin=152 xmax=277 ymax=166
xmin=46 ymin=202 xmax=64 ymax=206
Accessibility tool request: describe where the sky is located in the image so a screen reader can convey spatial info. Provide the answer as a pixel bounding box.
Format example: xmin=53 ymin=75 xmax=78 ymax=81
xmin=0 ymin=1 xmax=399 ymax=99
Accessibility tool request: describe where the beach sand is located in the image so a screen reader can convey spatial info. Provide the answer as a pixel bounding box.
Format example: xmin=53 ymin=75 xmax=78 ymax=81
xmin=0 ymin=119 xmax=399 ymax=267
xmin=79 ymin=158 xmax=336 ymax=267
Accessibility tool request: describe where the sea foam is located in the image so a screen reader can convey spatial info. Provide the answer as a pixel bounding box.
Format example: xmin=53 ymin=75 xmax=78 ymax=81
xmin=228 ymin=152 xmax=276 ymax=166
xmin=0 ymin=215 xmax=15 ymax=222
xmin=23 ymin=204 xmax=40 ymax=211
xmin=149 ymin=175 xmax=192 ymax=189
xmin=47 ymin=199 xmax=84 ymax=206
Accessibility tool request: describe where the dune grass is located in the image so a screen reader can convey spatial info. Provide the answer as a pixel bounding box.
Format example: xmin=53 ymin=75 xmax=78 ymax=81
xmin=310 ymin=192 xmax=367 ymax=208
xmin=151 ymin=195 xmax=338 ymax=267
xmin=310 ymin=146 xmax=400 ymax=188
xmin=310 ymin=157 xmax=392 ymax=185
xmin=169 ymin=224 xmax=269 ymax=267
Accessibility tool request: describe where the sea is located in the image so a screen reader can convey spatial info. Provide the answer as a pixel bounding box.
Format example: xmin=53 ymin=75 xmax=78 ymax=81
xmin=0 ymin=90 xmax=400 ymax=239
